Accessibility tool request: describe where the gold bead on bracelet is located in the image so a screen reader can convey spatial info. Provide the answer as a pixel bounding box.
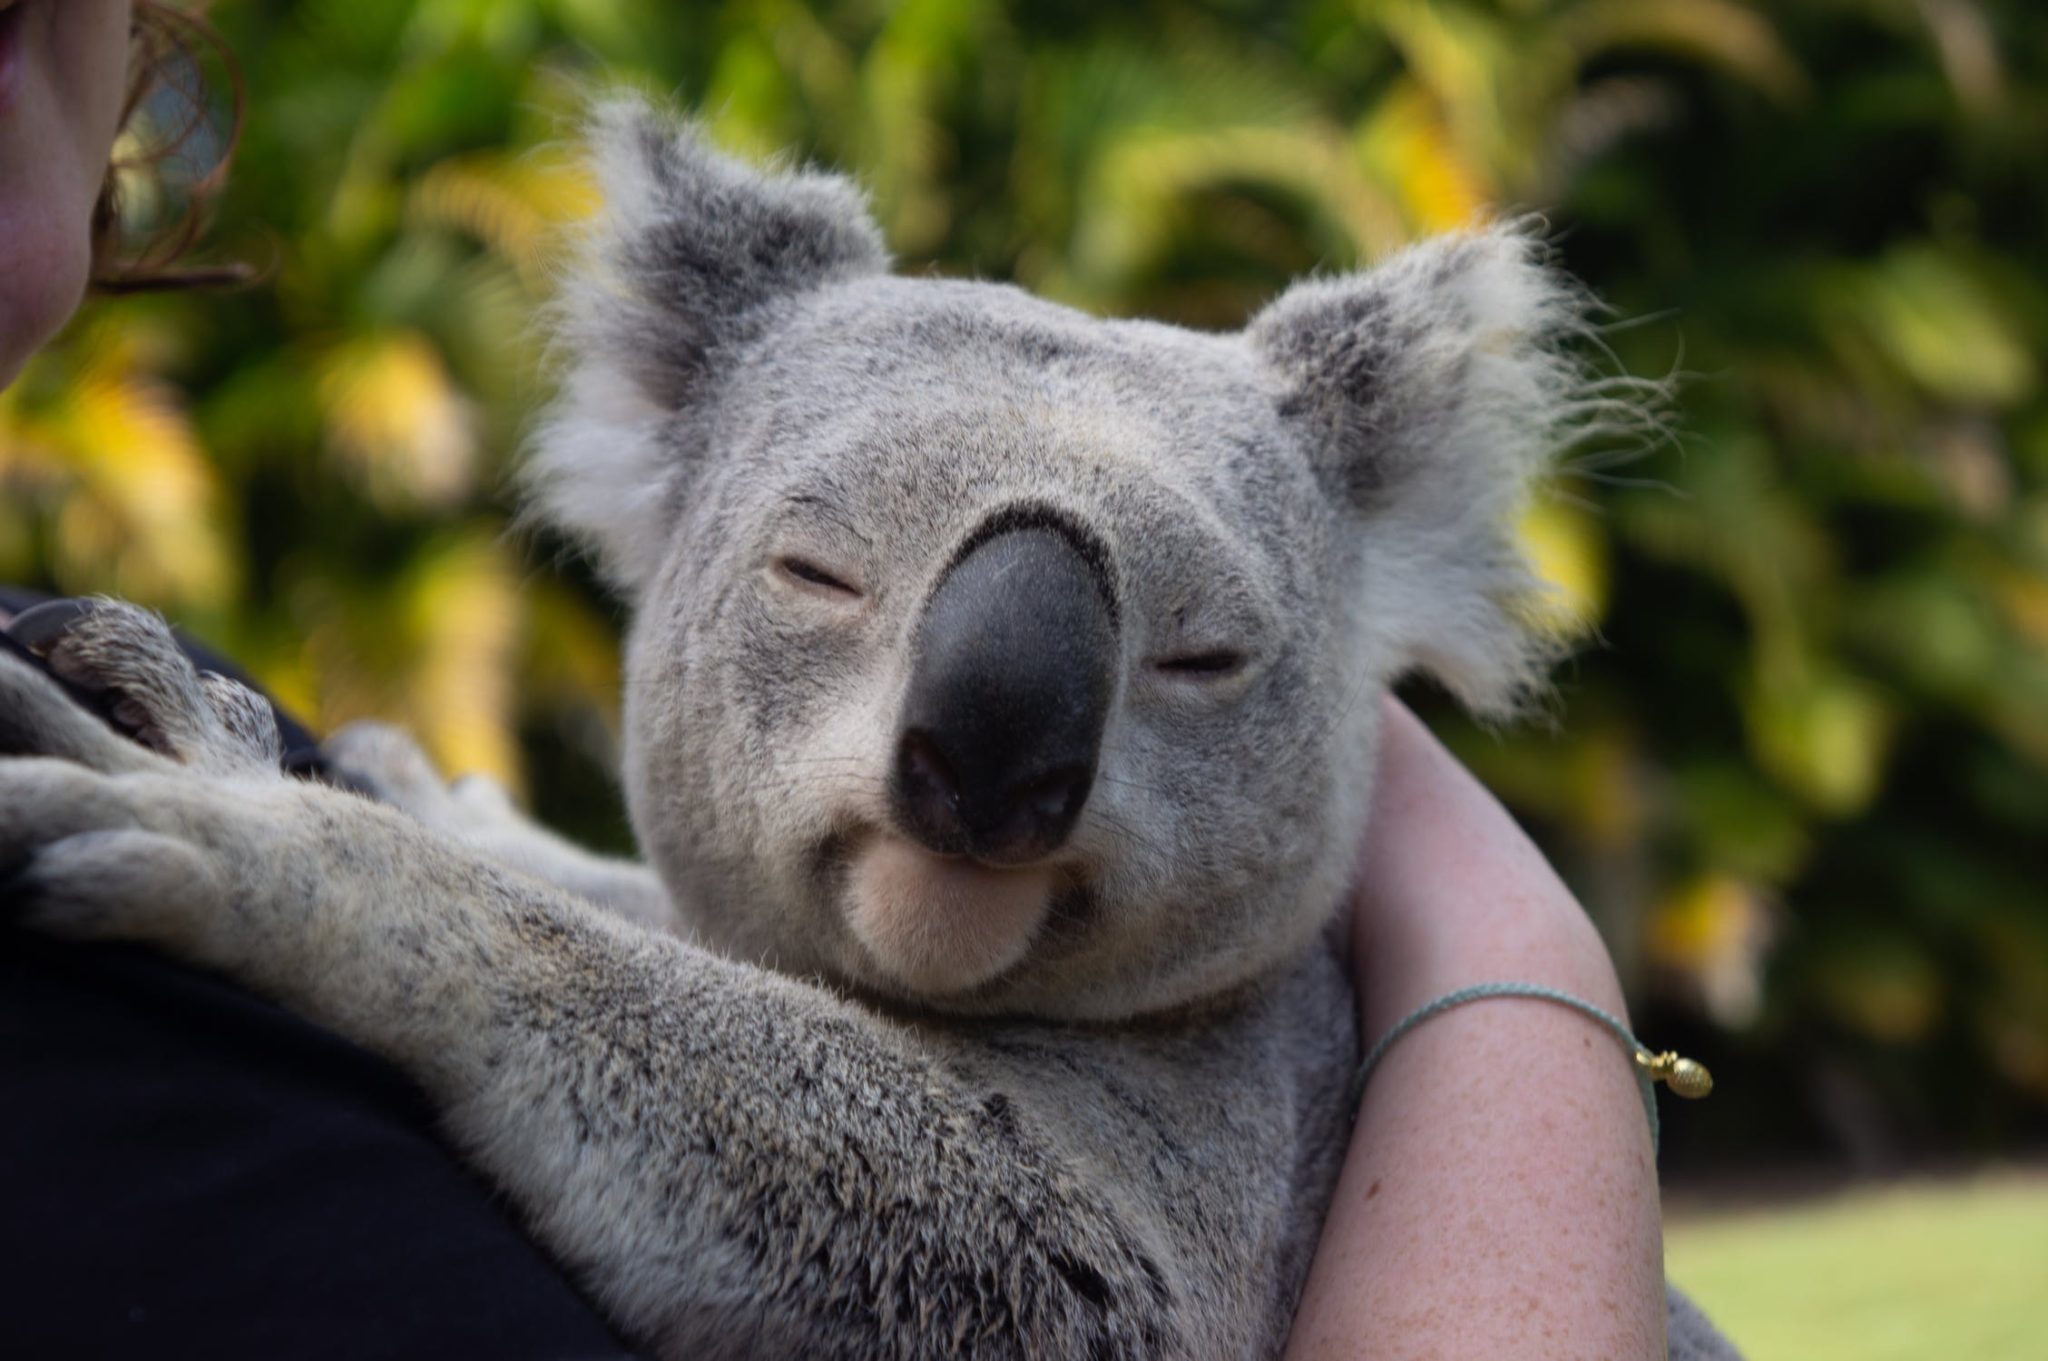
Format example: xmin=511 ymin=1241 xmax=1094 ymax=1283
xmin=1635 ymin=1050 xmax=1714 ymax=1099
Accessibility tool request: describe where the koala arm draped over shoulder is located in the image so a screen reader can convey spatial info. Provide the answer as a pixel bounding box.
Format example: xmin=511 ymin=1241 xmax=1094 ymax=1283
xmin=319 ymin=719 xmax=681 ymax=934
xmin=0 ymin=100 xmax=1725 ymax=1360
xmin=0 ymin=628 xmax=1353 ymax=1359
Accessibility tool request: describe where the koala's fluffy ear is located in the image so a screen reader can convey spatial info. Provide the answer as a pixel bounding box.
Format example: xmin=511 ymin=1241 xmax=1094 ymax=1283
xmin=1248 ymin=225 xmax=1604 ymax=717
xmin=528 ymin=99 xmax=888 ymax=595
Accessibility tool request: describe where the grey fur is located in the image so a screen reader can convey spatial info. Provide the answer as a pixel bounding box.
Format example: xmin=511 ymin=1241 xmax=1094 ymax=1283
xmin=0 ymin=99 xmax=1736 ymax=1360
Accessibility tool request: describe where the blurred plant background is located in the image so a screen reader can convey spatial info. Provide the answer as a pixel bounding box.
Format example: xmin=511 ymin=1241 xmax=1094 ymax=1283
xmin=3 ymin=0 xmax=2045 ymax=1183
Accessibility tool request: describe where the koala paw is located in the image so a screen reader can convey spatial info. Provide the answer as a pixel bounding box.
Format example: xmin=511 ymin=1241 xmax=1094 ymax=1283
xmin=7 ymin=599 xmax=281 ymax=774
xmin=0 ymin=601 xmax=291 ymax=951
xmin=321 ymin=721 xmax=522 ymax=836
xmin=0 ymin=756 xmax=236 ymax=949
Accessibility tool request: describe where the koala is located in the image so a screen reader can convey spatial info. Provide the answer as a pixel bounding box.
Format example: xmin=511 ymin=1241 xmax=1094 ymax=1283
xmin=0 ymin=99 xmax=1736 ymax=1360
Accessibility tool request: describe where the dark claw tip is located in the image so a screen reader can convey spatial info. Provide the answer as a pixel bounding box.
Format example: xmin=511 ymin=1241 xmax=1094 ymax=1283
xmin=0 ymin=602 xmax=131 ymax=739
xmin=6 ymin=598 xmax=100 ymax=655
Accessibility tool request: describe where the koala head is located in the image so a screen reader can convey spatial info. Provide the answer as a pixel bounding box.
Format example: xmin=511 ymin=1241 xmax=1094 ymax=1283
xmin=530 ymin=99 xmax=1597 ymax=1020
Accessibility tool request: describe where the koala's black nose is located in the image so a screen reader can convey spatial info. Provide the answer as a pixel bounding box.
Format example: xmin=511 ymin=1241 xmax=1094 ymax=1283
xmin=892 ymin=525 xmax=1117 ymax=864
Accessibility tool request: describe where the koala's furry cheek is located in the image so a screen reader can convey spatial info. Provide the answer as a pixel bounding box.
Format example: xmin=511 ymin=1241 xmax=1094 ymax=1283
xmin=844 ymin=838 xmax=1053 ymax=996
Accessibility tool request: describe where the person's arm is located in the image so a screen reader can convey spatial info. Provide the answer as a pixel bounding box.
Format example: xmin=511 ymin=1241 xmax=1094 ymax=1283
xmin=1285 ymin=699 xmax=1666 ymax=1360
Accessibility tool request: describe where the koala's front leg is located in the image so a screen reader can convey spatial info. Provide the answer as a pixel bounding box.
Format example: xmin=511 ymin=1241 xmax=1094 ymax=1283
xmin=5 ymin=767 xmax=1182 ymax=1359
xmin=321 ymin=720 xmax=679 ymax=934
xmin=0 ymin=618 xmax=1181 ymax=1360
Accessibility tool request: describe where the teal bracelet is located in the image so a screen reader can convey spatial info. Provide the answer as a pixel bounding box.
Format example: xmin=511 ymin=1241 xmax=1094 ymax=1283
xmin=1351 ymin=982 xmax=1713 ymax=1157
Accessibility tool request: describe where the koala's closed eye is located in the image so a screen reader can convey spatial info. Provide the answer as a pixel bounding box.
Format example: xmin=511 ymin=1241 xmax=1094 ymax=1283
xmin=1143 ymin=573 xmax=1275 ymax=689
xmin=1152 ymin=649 xmax=1248 ymax=678
xmin=776 ymin=556 xmax=863 ymax=598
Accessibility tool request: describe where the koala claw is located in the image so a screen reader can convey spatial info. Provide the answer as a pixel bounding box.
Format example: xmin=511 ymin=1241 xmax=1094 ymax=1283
xmin=0 ymin=642 xmax=159 ymax=776
xmin=11 ymin=600 xmax=280 ymax=774
xmin=0 ymin=603 xmax=284 ymax=949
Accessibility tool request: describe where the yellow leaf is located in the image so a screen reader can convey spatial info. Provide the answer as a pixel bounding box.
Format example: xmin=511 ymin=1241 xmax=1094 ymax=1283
xmin=1355 ymin=83 xmax=1494 ymax=233
xmin=1745 ymin=671 xmax=1896 ymax=816
xmin=408 ymin=148 xmax=599 ymax=290
xmin=1517 ymin=496 xmax=1609 ymax=639
xmin=1560 ymin=0 xmax=1806 ymax=105
xmin=1072 ymin=125 xmax=1406 ymax=296
xmin=1847 ymin=247 xmax=2036 ymax=407
xmin=1648 ymin=875 xmax=1772 ymax=1026
xmin=1 ymin=328 xmax=236 ymax=608
xmin=1371 ymin=0 xmax=1518 ymax=173
xmin=317 ymin=332 xmax=478 ymax=511
xmin=401 ymin=532 xmax=525 ymax=792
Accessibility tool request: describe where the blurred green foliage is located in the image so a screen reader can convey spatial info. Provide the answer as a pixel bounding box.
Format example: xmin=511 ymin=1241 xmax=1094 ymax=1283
xmin=1 ymin=0 xmax=2043 ymax=1162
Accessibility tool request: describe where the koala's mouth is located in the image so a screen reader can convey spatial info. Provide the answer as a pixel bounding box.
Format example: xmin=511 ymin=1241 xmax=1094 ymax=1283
xmin=834 ymin=832 xmax=1064 ymax=998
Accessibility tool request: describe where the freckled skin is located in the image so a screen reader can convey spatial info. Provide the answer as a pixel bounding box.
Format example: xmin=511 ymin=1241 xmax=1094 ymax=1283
xmin=0 ymin=100 xmax=1729 ymax=1360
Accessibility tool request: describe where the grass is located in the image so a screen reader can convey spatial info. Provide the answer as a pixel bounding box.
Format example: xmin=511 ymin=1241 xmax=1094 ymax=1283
xmin=1664 ymin=1171 xmax=2048 ymax=1360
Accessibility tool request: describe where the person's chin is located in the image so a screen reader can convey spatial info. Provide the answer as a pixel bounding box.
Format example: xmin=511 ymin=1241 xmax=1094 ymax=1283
xmin=0 ymin=3 xmax=104 ymax=391
xmin=0 ymin=201 xmax=92 ymax=390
